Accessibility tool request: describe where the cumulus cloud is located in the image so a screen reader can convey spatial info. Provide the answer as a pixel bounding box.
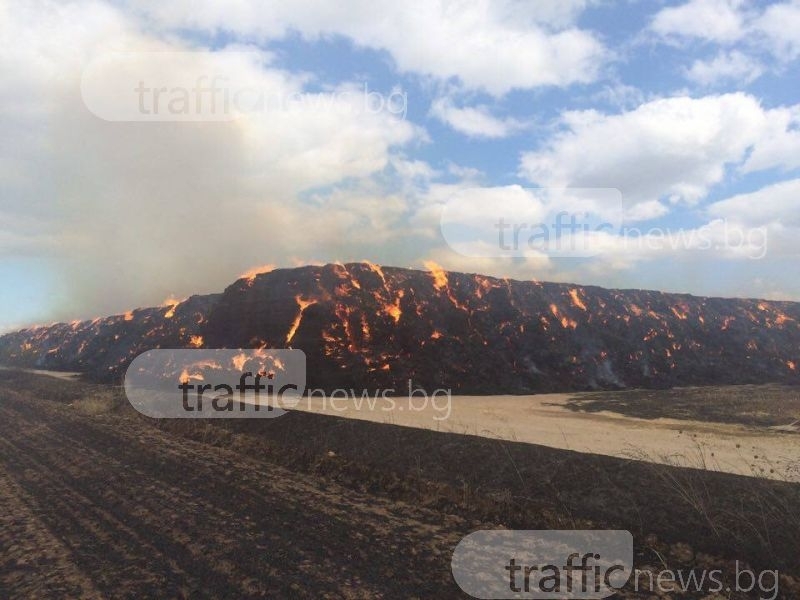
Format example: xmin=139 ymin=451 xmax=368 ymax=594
xmin=650 ymin=0 xmax=748 ymax=44
xmin=128 ymin=0 xmax=608 ymax=95
xmin=649 ymin=0 xmax=800 ymax=82
xmin=518 ymin=93 xmax=774 ymax=209
xmin=684 ymin=50 xmax=764 ymax=86
xmin=429 ymin=98 xmax=524 ymax=138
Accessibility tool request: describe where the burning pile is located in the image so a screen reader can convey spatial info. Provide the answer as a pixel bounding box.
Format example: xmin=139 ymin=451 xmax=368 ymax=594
xmin=1 ymin=263 xmax=798 ymax=392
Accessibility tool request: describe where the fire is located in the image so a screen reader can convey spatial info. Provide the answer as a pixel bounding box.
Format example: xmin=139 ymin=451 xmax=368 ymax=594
xmin=161 ymin=295 xmax=183 ymax=319
xmin=424 ymin=261 xmax=448 ymax=291
xmin=123 ymin=310 xmax=134 ymax=322
xmin=430 ymin=330 xmax=443 ymax=340
xmin=179 ymin=369 xmax=204 ymax=384
xmin=188 ymin=335 xmax=204 ymax=348
xmin=231 ymin=352 xmax=248 ymax=371
xmin=364 ymin=261 xmax=387 ymax=286
xmin=240 ymin=264 xmax=275 ymax=284
xmin=788 ymin=361 xmax=797 ymax=371
xmin=423 ymin=260 xmax=469 ymax=312
xmin=670 ymin=305 xmax=689 ymax=320
xmin=383 ymin=290 xmax=404 ymax=323
xmin=286 ymin=296 xmax=317 ymax=345
xmin=568 ymin=289 xmax=587 ymax=311
xmin=549 ymin=304 xmax=577 ymax=329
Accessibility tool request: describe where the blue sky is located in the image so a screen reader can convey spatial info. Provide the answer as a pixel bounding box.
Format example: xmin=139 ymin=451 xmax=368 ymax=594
xmin=2 ymin=0 xmax=800 ymax=331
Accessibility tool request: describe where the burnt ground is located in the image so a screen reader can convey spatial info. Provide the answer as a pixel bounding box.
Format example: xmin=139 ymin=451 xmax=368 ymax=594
xmin=562 ymin=384 xmax=800 ymax=428
xmin=1 ymin=370 xmax=800 ymax=598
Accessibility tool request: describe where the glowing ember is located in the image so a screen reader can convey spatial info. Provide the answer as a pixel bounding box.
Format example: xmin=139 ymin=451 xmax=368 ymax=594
xmin=123 ymin=310 xmax=134 ymax=321
xmin=188 ymin=335 xmax=204 ymax=348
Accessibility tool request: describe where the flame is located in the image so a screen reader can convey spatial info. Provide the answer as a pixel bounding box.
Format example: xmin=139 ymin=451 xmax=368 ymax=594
xmin=383 ymin=290 xmax=404 ymax=323
xmin=188 ymin=335 xmax=204 ymax=348
xmin=430 ymin=330 xmax=443 ymax=339
xmin=424 ymin=260 xmax=469 ymax=312
xmin=424 ymin=260 xmax=448 ymax=291
xmin=364 ymin=261 xmax=387 ymax=286
xmin=161 ymin=295 xmax=183 ymax=319
xmin=286 ymin=296 xmax=317 ymax=345
xmin=549 ymin=304 xmax=577 ymax=329
xmin=240 ymin=264 xmax=275 ymax=284
xmin=568 ymin=289 xmax=587 ymax=311
xmin=670 ymin=305 xmax=689 ymax=320
xmin=123 ymin=310 xmax=134 ymax=322
xmin=232 ymin=352 xmax=248 ymax=371
xmin=788 ymin=361 xmax=797 ymax=371
xmin=179 ymin=369 xmax=204 ymax=384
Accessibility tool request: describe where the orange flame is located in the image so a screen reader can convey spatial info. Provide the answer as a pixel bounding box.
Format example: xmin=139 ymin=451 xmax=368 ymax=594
xmin=286 ymin=296 xmax=317 ymax=345
xmin=123 ymin=310 xmax=134 ymax=322
xmin=568 ymin=289 xmax=587 ymax=311
xmin=423 ymin=260 xmax=448 ymax=290
xmin=179 ymin=369 xmax=204 ymax=384
xmin=161 ymin=295 xmax=183 ymax=319
xmin=231 ymin=353 xmax=248 ymax=371
xmin=383 ymin=290 xmax=404 ymax=323
xmin=188 ymin=335 xmax=204 ymax=348
xmin=364 ymin=261 xmax=387 ymax=286
xmin=240 ymin=264 xmax=275 ymax=284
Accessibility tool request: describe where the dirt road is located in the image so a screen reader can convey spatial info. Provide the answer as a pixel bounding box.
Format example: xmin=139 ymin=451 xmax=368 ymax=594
xmin=0 ymin=383 xmax=468 ymax=599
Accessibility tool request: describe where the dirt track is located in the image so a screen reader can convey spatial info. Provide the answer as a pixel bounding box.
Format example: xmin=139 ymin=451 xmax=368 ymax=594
xmin=0 ymin=384 xmax=469 ymax=599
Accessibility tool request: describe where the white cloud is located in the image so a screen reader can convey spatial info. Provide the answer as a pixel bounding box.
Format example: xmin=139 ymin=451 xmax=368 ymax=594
xmin=742 ymin=104 xmax=800 ymax=173
xmin=430 ymin=98 xmax=524 ymax=138
xmin=625 ymin=200 xmax=670 ymax=222
xmin=685 ymin=50 xmax=764 ymax=86
xmin=753 ymin=0 xmax=800 ymax=61
xmin=650 ymin=0 xmax=748 ymax=44
xmin=649 ymin=0 xmax=800 ymax=73
xmin=708 ymin=178 xmax=800 ymax=227
xmin=129 ymin=0 xmax=608 ymax=95
xmin=519 ymin=93 xmax=770 ymax=207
